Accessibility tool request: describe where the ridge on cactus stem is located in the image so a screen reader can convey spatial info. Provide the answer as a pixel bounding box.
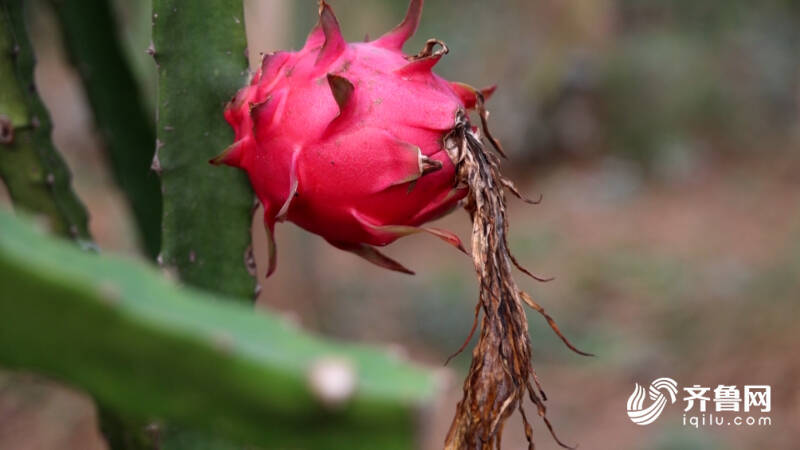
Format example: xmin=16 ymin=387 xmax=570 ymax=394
xmin=212 ymin=0 xmax=492 ymax=277
xmin=213 ymin=1 xmax=591 ymax=448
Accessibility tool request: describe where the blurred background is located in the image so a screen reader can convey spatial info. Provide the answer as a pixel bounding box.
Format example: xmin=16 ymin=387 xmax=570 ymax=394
xmin=1 ymin=0 xmax=798 ymax=448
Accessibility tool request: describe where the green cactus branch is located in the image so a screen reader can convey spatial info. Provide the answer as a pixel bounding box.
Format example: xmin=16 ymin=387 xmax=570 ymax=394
xmin=47 ymin=0 xmax=162 ymax=259
xmin=152 ymin=0 xmax=255 ymax=299
xmin=0 ymin=0 xmax=92 ymax=246
xmin=1 ymin=5 xmax=154 ymax=447
xmin=0 ymin=210 xmax=438 ymax=449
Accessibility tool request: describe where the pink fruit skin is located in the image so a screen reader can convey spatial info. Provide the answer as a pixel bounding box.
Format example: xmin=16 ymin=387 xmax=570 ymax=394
xmin=215 ymin=0 xmax=493 ymax=276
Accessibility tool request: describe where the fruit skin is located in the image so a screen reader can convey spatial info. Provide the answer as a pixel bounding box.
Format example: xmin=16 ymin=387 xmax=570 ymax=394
xmin=214 ymin=0 xmax=493 ymax=275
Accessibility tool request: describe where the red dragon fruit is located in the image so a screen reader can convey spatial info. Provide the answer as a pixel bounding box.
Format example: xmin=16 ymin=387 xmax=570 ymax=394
xmin=212 ymin=0 xmax=494 ymax=277
xmin=214 ymin=2 xmax=589 ymax=447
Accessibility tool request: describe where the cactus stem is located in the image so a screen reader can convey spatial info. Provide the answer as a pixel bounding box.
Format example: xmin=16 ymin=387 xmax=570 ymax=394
xmin=0 ymin=210 xmax=441 ymax=449
xmin=153 ymin=0 xmax=255 ymax=299
xmin=0 ymin=0 xmax=92 ymax=243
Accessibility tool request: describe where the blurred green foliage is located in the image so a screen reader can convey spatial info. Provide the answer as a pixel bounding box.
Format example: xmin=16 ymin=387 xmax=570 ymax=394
xmin=49 ymin=0 xmax=162 ymax=258
xmin=598 ymin=0 xmax=800 ymax=167
xmin=0 ymin=0 xmax=92 ymax=245
xmin=0 ymin=209 xmax=437 ymax=449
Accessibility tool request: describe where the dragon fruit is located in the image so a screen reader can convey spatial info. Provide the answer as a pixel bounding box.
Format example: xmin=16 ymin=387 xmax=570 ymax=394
xmin=212 ymin=0 xmax=494 ymax=276
xmin=214 ymin=2 xmax=589 ymax=447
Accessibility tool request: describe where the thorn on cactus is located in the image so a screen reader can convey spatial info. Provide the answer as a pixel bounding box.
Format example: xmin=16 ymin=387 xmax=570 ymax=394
xmin=150 ymin=153 xmax=161 ymax=174
xmin=0 ymin=115 xmax=13 ymax=144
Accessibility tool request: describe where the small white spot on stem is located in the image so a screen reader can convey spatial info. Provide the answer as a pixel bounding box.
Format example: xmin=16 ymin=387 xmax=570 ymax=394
xmin=307 ymin=358 xmax=357 ymax=408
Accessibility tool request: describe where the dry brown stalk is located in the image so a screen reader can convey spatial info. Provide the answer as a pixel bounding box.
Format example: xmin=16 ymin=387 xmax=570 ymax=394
xmin=442 ymin=95 xmax=591 ymax=449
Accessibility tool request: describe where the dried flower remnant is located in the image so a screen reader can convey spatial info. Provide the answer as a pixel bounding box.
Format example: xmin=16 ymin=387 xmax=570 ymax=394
xmin=443 ymin=101 xmax=591 ymax=449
